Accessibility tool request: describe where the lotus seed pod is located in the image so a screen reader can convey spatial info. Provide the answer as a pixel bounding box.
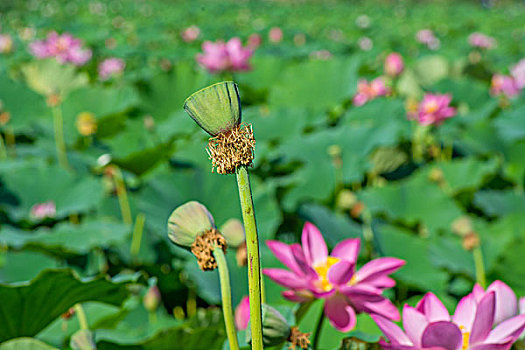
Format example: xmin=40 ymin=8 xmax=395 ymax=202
xmin=70 ymin=329 xmax=96 ymax=350
xmin=220 ymin=218 xmax=246 ymax=247
xmin=167 ymin=201 xmax=215 ymax=247
xmin=246 ymin=304 xmax=291 ymax=347
xmin=184 ymin=81 xmax=241 ymax=136
xmin=336 ymin=189 xmax=358 ymax=210
xmin=143 ymin=285 xmax=161 ymax=312
xmin=451 ymin=216 xmax=473 ymax=237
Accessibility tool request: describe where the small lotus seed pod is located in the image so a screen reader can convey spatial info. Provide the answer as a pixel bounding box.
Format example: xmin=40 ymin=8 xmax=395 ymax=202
xmin=451 ymin=216 xmax=473 ymax=237
xmin=184 ymin=81 xmax=241 ymax=136
xmin=70 ymin=329 xmax=96 ymax=350
xmin=220 ymin=218 xmax=246 ymax=248
xmin=167 ymin=201 xmax=215 ymax=247
xmin=247 ymin=304 xmax=291 ymax=347
xmin=143 ymin=285 xmax=161 ymax=312
xmin=336 ymin=189 xmax=358 ymax=210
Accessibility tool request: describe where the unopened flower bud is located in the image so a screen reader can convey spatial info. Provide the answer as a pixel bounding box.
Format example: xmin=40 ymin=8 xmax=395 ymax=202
xmin=70 ymin=329 xmax=96 ymax=350
xmin=220 ymin=218 xmax=245 ymax=247
xmin=0 ymin=111 xmax=10 ymax=125
xmin=350 ymin=201 xmax=365 ymax=218
xmin=236 ymin=241 xmax=248 ymax=267
xmin=167 ymin=201 xmax=215 ymax=247
xmin=247 ymin=304 xmax=291 ymax=347
xmin=184 ymin=81 xmax=241 ymax=136
xmin=235 ymin=296 xmax=250 ymax=330
xmin=143 ymin=285 xmax=161 ymax=312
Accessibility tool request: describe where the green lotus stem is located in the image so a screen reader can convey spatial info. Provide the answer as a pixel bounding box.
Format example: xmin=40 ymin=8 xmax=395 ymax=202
xmin=473 ymin=246 xmax=486 ymax=289
xmin=148 ymin=311 xmax=158 ymax=324
xmin=0 ymin=133 xmax=7 ymax=159
xmin=74 ymin=304 xmax=89 ymax=330
xmin=213 ymin=246 xmax=240 ymax=350
xmin=113 ymin=166 xmax=133 ymax=225
xmin=312 ymin=310 xmax=325 ymax=350
xmin=236 ymin=166 xmax=263 ymax=350
xmin=52 ymin=106 xmax=69 ymax=170
xmin=362 ymin=209 xmax=375 ymax=257
xmin=130 ymin=213 xmax=146 ymax=259
xmin=187 ymin=287 xmax=197 ymax=317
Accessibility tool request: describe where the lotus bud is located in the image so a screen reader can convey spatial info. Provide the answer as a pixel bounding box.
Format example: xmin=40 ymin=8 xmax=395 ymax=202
xmin=184 ymin=81 xmax=241 ymax=137
xmin=167 ymin=201 xmax=215 ymax=247
xmin=143 ymin=285 xmax=161 ymax=312
xmin=70 ymin=329 xmax=96 ymax=350
xmin=220 ymin=218 xmax=246 ymax=248
xmin=234 ymin=296 xmax=250 ymax=330
xmin=246 ymin=304 xmax=291 ymax=347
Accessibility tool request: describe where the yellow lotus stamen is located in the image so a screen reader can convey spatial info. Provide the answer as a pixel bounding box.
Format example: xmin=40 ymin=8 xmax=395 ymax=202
xmin=313 ymin=256 xmax=341 ymax=291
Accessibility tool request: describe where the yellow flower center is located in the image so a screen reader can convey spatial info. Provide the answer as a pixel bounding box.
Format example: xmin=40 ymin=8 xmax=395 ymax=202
xmin=424 ymin=100 xmax=439 ymax=114
xmin=313 ymin=256 xmax=340 ymax=291
xmin=459 ymin=325 xmax=470 ymax=350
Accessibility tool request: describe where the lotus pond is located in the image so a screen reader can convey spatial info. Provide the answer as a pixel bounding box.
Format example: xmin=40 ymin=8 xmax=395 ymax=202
xmin=1 ymin=0 xmax=525 ymax=349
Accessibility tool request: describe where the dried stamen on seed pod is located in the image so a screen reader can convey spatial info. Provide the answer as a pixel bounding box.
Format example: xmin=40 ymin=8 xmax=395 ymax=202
xmin=190 ymin=228 xmax=227 ymax=271
xmin=207 ymin=123 xmax=255 ymax=174
xmin=288 ymin=326 xmax=311 ymax=350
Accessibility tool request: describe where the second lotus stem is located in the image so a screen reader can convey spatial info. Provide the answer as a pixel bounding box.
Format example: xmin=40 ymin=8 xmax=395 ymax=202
xmin=236 ymin=165 xmax=263 ymax=350
xmin=213 ymin=245 xmax=240 ymax=350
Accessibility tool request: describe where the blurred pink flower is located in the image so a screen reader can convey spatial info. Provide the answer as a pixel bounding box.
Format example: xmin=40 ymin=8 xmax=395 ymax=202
xmin=29 ymin=31 xmax=92 ymax=66
xmin=247 ymin=33 xmax=262 ymax=50
xmin=510 ymin=59 xmax=525 ymax=89
xmin=373 ymin=290 xmax=525 ymax=350
xmin=30 ymin=201 xmax=56 ymax=219
xmin=520 ymin=297 xmax=525 ymax=315
xmin=416 ymin=29 xmax=440 ymax=50
xmin=358 ymin=36 xmax=373 ymax=51
xmin=196 ymin=37 xmax=253 ymax=73
xmin=98 ymin=57 xmax=125 ymax=80
xmin=0 ymin=34 xmax=13 ymax=53
xmin=234 ymin=296 xmax=250 ymax=330
xmin=264 ymin=222 xmax=404 ymax=332
xmin=384 ymin=53 xmax=404 ymax=77
xmin=491 ymin=74 xmax=520 ymax=99
xmin=468 ymin=32 xmax=496 ymax=49
xmin=181 ymin=25 xmax=200 ymax=43
xmin=353 ymin=77 xmax=390 ymax=106
xmin=417 ymin=93 xmax=456 ymax=125
xmin=269 ymin=27 xmax=283 ymax=43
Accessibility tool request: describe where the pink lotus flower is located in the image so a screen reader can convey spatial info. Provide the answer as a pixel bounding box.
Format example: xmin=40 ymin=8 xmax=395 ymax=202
xmin=263 ymin=222 xmax=405 ymax=332
xmin=235 ymin=296 xmax=250 ymax=330
xmin=490 ymin=74 xmax=520 ymax=99
xmin=416 ymin=29 xmax=440 ymax=50
xmin=384 ymin=53 xmax=404 ymax=77
xmin=472 ymin=281 xmax=519 ymax=325
xmin=29 ymin=31 xmax=92 ymax=66
xmin=269 ymin=27 xmax=283 ymax=43
xmin=353 ymin=77 xmax=390 ymax=106
xmin=181 ymin=25 xmax=200 ymax=43
xmin=30 ymin=201 xmax=56 ymax=219
xmin=373 ymin=290 xmax=525 ymax=350
xmin=196 ymin=37 xmax=253 ymax=73
xmin=520 ymin=297 xmax=525 ymax=315
xmin=98 ymin=57 xmax=125 ymax=80
xmin=417 ymin=93 xmax=456 ymax=125
xmin=468 ymin=32 xmax=496 ymax=49
xmin=510 ymin=59 xmax=525 ymax=89
xmin=0 ymin=34 xmax=13 ymax=54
